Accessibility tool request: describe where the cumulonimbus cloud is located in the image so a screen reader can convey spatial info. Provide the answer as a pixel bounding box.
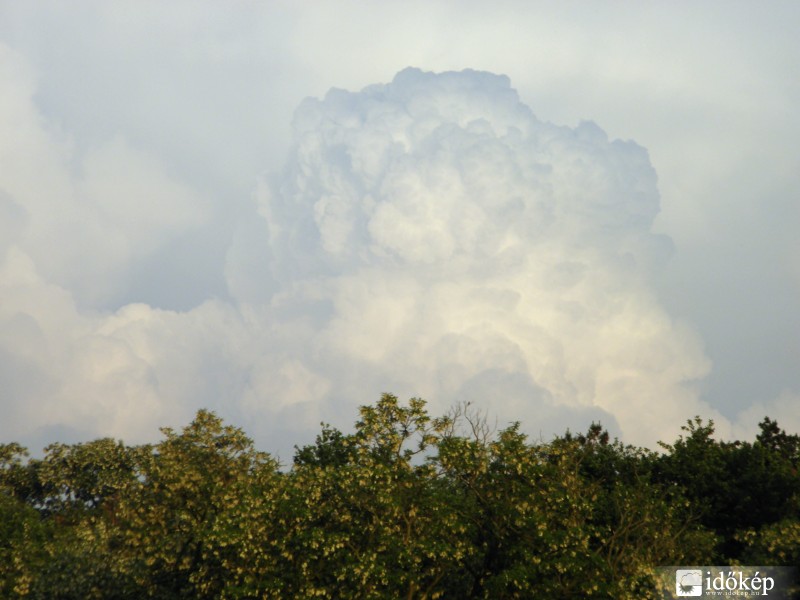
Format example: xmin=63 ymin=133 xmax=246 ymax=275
xmin=255 ymin=67 xmax=720 ymax=445
xmin=1 ymin=60 xmax=737 ymax=454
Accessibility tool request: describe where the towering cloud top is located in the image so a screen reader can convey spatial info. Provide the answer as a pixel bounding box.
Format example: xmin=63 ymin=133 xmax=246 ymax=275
xmin=257 ymin=68 xmax=713 ymax=443
xmin=270 ymin=68 xmax=664 ymax=281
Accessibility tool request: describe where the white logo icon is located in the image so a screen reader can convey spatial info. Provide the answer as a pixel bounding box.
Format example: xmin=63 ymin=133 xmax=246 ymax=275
xmin=676 ymin=569 xmax=703 ymax=596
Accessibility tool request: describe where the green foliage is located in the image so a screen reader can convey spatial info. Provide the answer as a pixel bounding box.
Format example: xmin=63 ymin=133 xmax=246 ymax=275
xmin=117 ymin=409 xmax=275 ymax=599
xmin=656 ymin=416 xmax=800 ymax=561
xmin=0 ymin=489 xmax=45 ymax=597
xmin=1 ymin=399 xmax=798 ymax=598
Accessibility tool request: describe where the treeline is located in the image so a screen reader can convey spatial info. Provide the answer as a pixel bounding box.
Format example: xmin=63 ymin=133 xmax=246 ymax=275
xmin=1 ymin=394 xmax=799 ymax=599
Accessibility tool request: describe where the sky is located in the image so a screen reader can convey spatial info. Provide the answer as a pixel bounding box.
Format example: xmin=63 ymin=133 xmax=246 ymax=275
xmin=1 ymin=1 xmax=798 ymax=460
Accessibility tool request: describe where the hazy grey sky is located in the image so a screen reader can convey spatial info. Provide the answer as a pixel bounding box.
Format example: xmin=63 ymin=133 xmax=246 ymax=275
xmin=1 ymin=1 xmax=798 ymax=458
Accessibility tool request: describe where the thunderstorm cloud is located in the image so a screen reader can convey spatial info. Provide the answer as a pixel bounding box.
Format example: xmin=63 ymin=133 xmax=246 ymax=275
xmin=0 ymin=59 xmax=765 ymax=455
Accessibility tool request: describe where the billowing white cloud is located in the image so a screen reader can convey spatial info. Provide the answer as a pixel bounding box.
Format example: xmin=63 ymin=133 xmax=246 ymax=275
xmin=255 ymin=67 xmax=724 ymax=445
xmin=0 ymin=43 xmax=219 ymax=442
xmin=0 ymin=35 xmax=790 ymax=456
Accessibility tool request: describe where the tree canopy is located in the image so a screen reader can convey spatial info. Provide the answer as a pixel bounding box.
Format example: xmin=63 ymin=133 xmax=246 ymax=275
xmin=1 ymin=395 xmax=798 ymax=598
